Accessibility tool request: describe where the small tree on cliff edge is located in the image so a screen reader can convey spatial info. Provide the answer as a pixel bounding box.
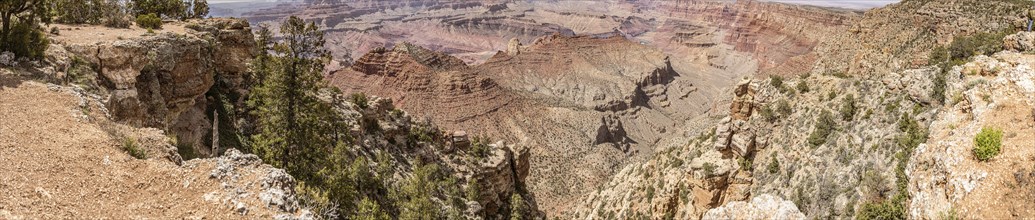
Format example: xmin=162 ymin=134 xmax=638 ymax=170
xmin=0 ymin=0 xmax=51 ymax=60
xmin=248 ymin=16 xmax=335 ymax=182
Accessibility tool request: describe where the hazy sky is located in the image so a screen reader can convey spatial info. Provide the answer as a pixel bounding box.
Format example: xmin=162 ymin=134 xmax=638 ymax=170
xmin=208 ymin=0 xmax=901 ymax=10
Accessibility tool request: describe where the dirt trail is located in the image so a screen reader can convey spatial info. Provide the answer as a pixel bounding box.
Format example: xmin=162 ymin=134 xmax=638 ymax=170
xmin=0 ymin=80 xmax=276 ymax=219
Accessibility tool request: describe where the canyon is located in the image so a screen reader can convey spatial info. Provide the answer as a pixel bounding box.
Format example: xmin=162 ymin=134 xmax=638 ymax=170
xmin=238 ymin=0 xmax=861 ymax=216
xmin=2 ymin=0 xmax=1034 ymax=219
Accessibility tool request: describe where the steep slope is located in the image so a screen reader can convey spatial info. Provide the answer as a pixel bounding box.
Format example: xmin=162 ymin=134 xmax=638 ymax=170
xmin=908 ymin=43 xmax=1035 ymax=219
xmin=814 ymin=0 xmax=1028 ymax=75
xmin=574 ymin=1 xmax=1035 ymax=219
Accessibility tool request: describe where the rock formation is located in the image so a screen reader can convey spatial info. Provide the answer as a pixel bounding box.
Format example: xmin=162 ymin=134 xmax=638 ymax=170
xmin=48 ymin=18 xmax=257 ymax=157
xmin=702 ymin=194 xmax=805 ymax=220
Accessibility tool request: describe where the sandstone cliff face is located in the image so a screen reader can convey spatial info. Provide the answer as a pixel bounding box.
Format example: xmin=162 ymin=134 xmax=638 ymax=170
xmin=49 ymin=18 xmax=257 ymax=157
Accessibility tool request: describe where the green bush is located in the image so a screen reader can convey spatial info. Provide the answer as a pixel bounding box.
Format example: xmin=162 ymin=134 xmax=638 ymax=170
xmin=840 ymin=94 xmax=857 ymax=121
xmin=776 ymin=100 xmax=792 ymax=116
xmin=973 ymin=127 xmax=1003 ymax=161
xmin=136 ymin=13 xmax=162 ymax=29
xmin=759 ymin=105 xmax=777 ymax=123
xmin=770 ymin=75 xmax=785 ymax=92
xmin=175 ymin=138 xmax=197 ymax=160
xmin=767 ymin=156 xmax=780 ymax=174
xmin=469 ymin=136 xmax=491 ymax=160
xmin=645 ymin=185 xmax=655 ymax=202
xmin=702 ymin=162 xmax=716 ymax=176
xmin=797 ymin=80 xmax=810 ymax=93
xmin=738 ymin=157 xmax=753 ymax=171
xmin=122 ymin=137 xmax=147 ymax=159
xmin=928 ymin=45 xmax=949 ymax=64
xmin=856 ymin=200 xmax=904 ymax=220
xmin=947 ymin=31 xmax=1008 ymax=63
xmin=510 ymin=193 xmax=526 ymax=220
xmin=351 ymin=92 xmax=369 ymax=109
xmin=466 ymin=177 xmax=481 ymax=202
xmin=807 ymin=110 xmax=836 ymax=148
xmin=132 ymin=0 xmax=186 ymax=19
xmin=2 ymin=21 xmax=49 ymax=60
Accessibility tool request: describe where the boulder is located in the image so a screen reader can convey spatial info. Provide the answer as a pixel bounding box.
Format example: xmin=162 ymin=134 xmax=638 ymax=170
xmin=1004 ymin=31 xmax=1035 ymax=52
xmin=702 ymin=194 xmax=805 ymax=220
xmin=506 ymin=38 xmax=522 ymax=56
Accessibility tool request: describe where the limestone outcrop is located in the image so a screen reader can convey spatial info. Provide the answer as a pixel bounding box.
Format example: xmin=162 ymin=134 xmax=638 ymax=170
xmin=702 ymin=194 xmax=805 ymax=220
xmin=48 ymin=18 xmax=257 ymax=157
xmin=907 ymin=50 xmax=1035 ymax=219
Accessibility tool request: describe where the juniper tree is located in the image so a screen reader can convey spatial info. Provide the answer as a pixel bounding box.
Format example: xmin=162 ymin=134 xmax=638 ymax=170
xmin=0 ymin=0 xmax=50 ymax=59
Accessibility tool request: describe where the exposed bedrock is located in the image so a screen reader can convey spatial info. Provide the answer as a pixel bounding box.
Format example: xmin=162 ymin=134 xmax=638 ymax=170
xmin=53 ymin=18 xmax=258 ymax=156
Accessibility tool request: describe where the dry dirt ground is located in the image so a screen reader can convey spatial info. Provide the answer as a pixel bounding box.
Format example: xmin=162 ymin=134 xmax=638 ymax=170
xmin=48 ymin=21 xmax=189 ymax=45
xmin=0 ymin=76 xmax=281 ymax=219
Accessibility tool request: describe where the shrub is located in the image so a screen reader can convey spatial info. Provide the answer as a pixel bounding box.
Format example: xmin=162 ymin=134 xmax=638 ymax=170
xmin=947 ymin=31 xmax=1009 ymax=63
xmin=928 ymin=45 xmax=949 ymax=64
xmin=645 ymin=185 xmax=655 ymax=202
xmin=840 ymin=94 xmax=857 ymax=121
xmin=350 ymin=92 xmax=369 ymax=109
xmin=132 ymin=0 xmax=187 ymax=19
xmin=102 ymin=0 xmax=133 ymax=28
xmin=469 ymin=136 xmax=491 ymax=160
xmin=797 ymin=80 xmax=810 ymax=93
xmin=767 ymin=157 xmax=780 ymax=174
xmin=776 ymin=100 xmax=792 ymax=116
xmin=189 ymin=0 xmax=210 ymax=19
xmin=122 ymin=137 xmax=147 ymax=159
xmin=770 ymin=75 xmax=785 ymax=91
xmin=856 ymin=200 xmax=904 ymax=220
xmin=738 ymin=157 xmax=753 ymax=171
xmin=759 ymin=105 xmax=777 ymax=122
xmin=702 ymin=162 xmax=717 ymax=176
xmin=510 ymin=193 xmax=526 ymax=220
xmin=2 ymin=21 xmax=49 ymax=60
xmin=973 ymin=127 xmax=1003 ymax=161
xmin=807 ymin=110 xmax=836 ymax=148
xmin=466 ymin=177 xmax=480 ymax=202
xmin=136 ymin=13 xmax=162 ymax=29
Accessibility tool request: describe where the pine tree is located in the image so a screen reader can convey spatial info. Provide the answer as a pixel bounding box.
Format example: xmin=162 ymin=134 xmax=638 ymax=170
xmin=247 ymin=16 xmax=334 ymax=182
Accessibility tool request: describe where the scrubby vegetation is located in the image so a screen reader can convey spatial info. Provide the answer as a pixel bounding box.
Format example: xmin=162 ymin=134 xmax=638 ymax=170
xmin=135 ymin=13 xmax=162 ymax=29
xmin=807 ymin=110 xmax=836 ymax=148
xmin=767 ymin=156 xmax=780 ymax=174
xmin=131 ymin=0 xmax=209 ymax=19
xmin=840 ymin=94 xmax=857 ymax=121
xmin=973 ymin=127 xmax=1003 ymax=161
xmin=53 ymin=0 xmax=133 ymax=28
xmin=121 ymin=137 xmax=147 ymax=159
xmin=776 ymin=100 xmax=793 ymax=116
xmin=760 ymin=105 xmax=777 ymax=122
xmin=797 ymin=80 xmax=810 ymax=93
xmin=857 ymin=113 xmax=927 ymax=220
